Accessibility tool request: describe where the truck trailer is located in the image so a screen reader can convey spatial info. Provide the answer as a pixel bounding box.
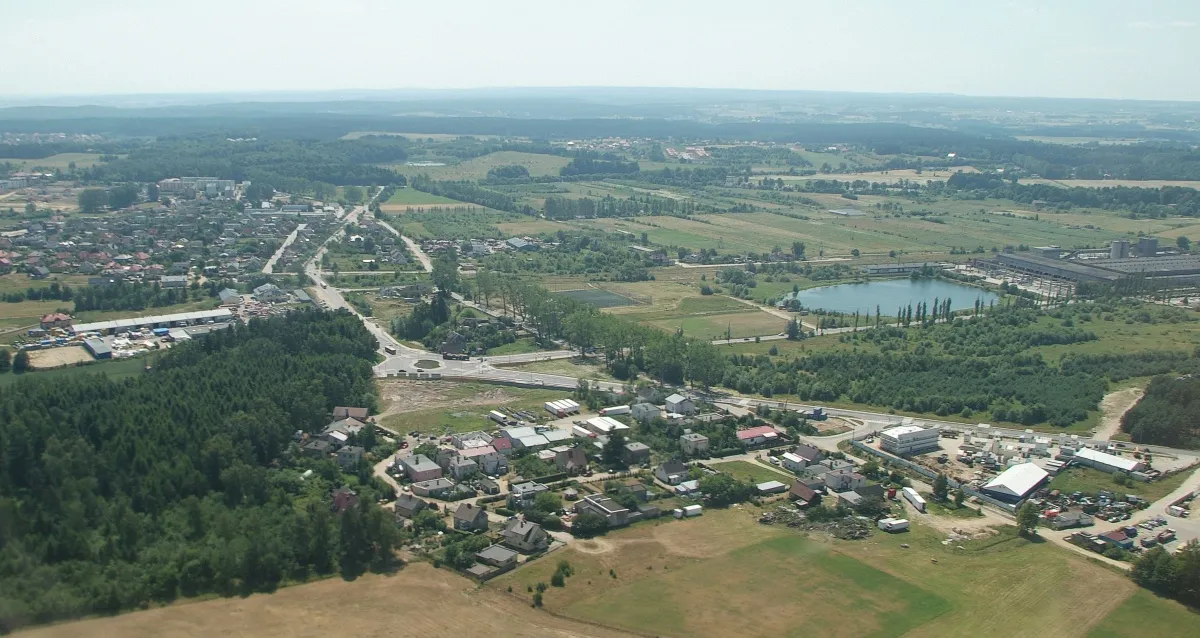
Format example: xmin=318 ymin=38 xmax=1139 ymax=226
xmin=902 ymin=487 xmax=926 ymax=513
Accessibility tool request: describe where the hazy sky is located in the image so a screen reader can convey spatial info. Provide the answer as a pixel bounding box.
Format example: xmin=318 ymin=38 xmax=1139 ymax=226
xmin=3 ymin=0 xmax=1199 ymax=101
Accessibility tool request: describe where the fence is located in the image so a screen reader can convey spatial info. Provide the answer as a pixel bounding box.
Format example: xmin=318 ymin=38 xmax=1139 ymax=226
xmin=850 ymin=440 xmax=1016 ymax=513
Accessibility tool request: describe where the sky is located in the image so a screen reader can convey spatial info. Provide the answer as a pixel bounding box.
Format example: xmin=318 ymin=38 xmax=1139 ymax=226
xmin=2 ymin=0 xmax=1199 ymax=101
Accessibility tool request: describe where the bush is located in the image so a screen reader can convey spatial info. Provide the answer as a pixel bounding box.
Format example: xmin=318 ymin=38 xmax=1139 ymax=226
xmin=495 ymin=507 xmax=514 ymax=516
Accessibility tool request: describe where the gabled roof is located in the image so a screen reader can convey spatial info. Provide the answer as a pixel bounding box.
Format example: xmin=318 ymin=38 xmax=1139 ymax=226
xmin=982 ymin=463 xmax=1049 ymax=498
xmin=454 ymin=503 xmax=486 ymax=522
xmin=665 ymin=393 xmax=688 ymax=403
xmin=790 ymin=482 xmax=818 ymax=502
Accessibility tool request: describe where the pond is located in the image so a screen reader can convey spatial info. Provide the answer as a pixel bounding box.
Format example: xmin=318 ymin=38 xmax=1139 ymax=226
xmin=793 ymin=278 xmax=1000 ymax=316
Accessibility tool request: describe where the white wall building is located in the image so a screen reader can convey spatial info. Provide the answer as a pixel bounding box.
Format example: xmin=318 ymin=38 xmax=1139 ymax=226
xmin=879 ymin=425 xmax=940 ymax=456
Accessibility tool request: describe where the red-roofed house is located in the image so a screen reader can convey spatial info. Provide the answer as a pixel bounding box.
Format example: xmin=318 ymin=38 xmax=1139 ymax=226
xmin=789 ymin=482 xmax=821 ymax=508
xmin=736 ymin=425 xmax=780 ymax=447
xmin=491 ymin=437 xmax=513 ymax=456
xmin=40 ymin=313 xmax=72 ymax=329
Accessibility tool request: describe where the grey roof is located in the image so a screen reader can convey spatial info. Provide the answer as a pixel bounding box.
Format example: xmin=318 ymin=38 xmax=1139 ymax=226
xmin=395 ymin=494 xmax=427 ymax=512
xmin=624 ymin=442 xmax=650 ymax=452
xmin=454 ymin=503 xmax=486 ymax=522
xmin=404 ymin=454 xmax=441 ymax=473
xmin=413 ymin=477 xmax=455 ymax=490
xmin=477 ymin=544 xmax=518 ymax=562
xmin=666 ymin=393 xmax=688 ymax=403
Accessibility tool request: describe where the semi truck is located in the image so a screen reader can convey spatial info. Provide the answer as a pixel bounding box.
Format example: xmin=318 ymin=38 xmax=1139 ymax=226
xmin=877 ymin=518 xmax=910 ymax=532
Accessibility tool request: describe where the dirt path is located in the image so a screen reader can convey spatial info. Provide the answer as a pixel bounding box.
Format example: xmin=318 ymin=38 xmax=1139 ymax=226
xmin=1093 ymin=386 xmax=1145 ymax=441
xmin=724 ymin=295 xmax=816 ymax=330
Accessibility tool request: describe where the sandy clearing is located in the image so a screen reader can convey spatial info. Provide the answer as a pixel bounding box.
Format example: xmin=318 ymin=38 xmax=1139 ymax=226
xmin=376 ymin=379 xmax=523 ymax=419
xmin=1093 ymin=386 xmax=1146 ymax=441
xmin=28 ymin=346 xmax=93 ymax=369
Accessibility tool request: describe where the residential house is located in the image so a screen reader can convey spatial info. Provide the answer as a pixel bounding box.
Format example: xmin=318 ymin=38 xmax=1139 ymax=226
xmin=620 ymin=478 xmax=649 ymax=501
xmin=623 ymin=441 xmax=651 ymax=465
xmin=161 ymin=275 xmax=188 ymax=288
xmin=856 ymin=484 xmax=887 ymax=501
xmin=337 ymin=445 xmax=365 ymax=469
xmin=508 ymin=481 xmax=549 ymax=509
xmin=665 ymin=393 xmax=695 ymax=415
xmin=476 ymin=544 xmax=519 ymax=569
xmin=791 ymin=443 xmax=823 ymax=465
xmin=574 ymin=495 xmax=630 ymax=528
xmin=411 ymin=478 xmax=456 ymax=498
xmin=501 ymin=519 xmax=549 ymax=553
xmin=479 ymin=477 xmax=501 ymax=495
xmin=452 ymin=503 xmax=490 ymax=532
xmin=401 ymin=454 xmax=443 ymax=482
xmin=448 ymin=456 xmax=479 ymax=481
xmin=459 ymin=445 xmax=508 ymax=476
xmin=555 ymin=447 xmax=589 ymax=475
xmin=824 ymin=470 xmax=867 ymax=492
xmin=631 ymin=402 xmax=662 ymax=424
xmin=218 ymin=288 xmax=241 ymax=305
xmin=39 ymin=312 xmax=72 ymax=329
xmin=302 ymin=439 xmax=334 ymax=458
xmin=394 ymin=494 xmax=428 ymax=519
xmin=333 ymin=406 xmax=370 ymax=420
xmin=781 ymin=452 xmax=809 ymax=473
xmin=736 ymin=425 xmax=780 ymax=447
xmin=655 ymin=460 xmax=690 ymax=485
xmin=440 ymin=331 xmax=468 ymax=355
xmin=331 ymin=486 xmax=358 ymax=513
xmin=789 ymin=482 xmax=822 ymax=508
xmin=680 ymin=432 xmax=709 ymax=456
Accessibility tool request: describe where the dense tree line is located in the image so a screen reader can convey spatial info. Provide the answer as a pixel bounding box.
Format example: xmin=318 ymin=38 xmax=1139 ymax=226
xmin=408 ymin=174 xmax=532 ymax=214
xmin=2 ymin=281 xmax=73 ymax=304
xmin=1121 ymin=375 xmax=1200 ymax=448
xmin=72 ymin=281 xmax=203 ymax=313
xmin=0 ymin=311 xmax=394 ymax=630
xmin=80 ymin=135 xmax=408 ymax=193
xmin=559 ymin=153 xmax=639 ymax=176
xmin=942 ymin=172 xmax=1200 ymax=216
xmin=1131 ymin=543 xmax=1200 ymax=607
xmin=543 ymin=193 xmax=709 ymax=220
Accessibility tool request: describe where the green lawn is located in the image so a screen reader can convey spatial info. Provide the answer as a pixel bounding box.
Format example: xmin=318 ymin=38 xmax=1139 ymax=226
xmin=484 ymin=338 xmax=544 ymax=355
xmin=0 ymin=356 xmax=146 ymax=387
xmin=713 ymin=460 xmax=794 ymax=483
xmin=5 ymin=152 xmax=108 ymax=171
xmin=501 ymin=357 xmax=615 ymax=381
xmin=1048 ymin=465 xmax=1197 ymax=501
xmin=1088 ymin=589 xmax=1200 ymax=637
xmin=382 ymin=188 xmax=463 ymax=207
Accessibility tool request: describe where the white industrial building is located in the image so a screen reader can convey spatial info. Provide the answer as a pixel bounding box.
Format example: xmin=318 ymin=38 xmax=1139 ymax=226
xmin=585 ymin=416 xmax=631 ymax=436
xmin=1072 ymin=447 xmax=1146 ymax=474
xmin=980 ymin=462 xmax=1049 ymax=504
xmin=879 ymin=425 xmax=940 ymax=456
xmin=70 ymin=308 xmax=234 ymax=335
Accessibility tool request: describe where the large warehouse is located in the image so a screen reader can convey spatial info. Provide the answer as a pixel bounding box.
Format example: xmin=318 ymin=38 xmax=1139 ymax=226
xmin=993 ymin=252 xmax=1200 ymax=285
xmin=1072 ymin=447 xmax=1146 ymax=474
xmin=879 ymin=425 xmax=941 ymax=456
xmin=980 ymin=463 xmax=1049 ymax=504
xmin=70 ymin=309 xmax=234 ymax=335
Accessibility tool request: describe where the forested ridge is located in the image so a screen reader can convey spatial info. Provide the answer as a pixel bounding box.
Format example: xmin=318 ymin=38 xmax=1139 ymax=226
xmin=0 ymin=310 xmax=398 ymax=631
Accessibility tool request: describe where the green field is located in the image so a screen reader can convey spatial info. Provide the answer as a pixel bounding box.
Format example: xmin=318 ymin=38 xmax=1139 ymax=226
xmin=1048 ymin=465 xmax=1197 ymax=501
xmin=555 ymin=288 xmax=640 ymax=308
xmin=0 ymin=356 xmax=146 ymax=387
xmin=386 ymin=151 xmax=571 ymax=181
xmin=713 ymin=460 xmax=794 ymax=483
xmin=381 ymin=188 xmax=465 ymax=208
xmin=1087 ymin=589 xmax=1200 ymax=638
xmin=492 ymin=507 xmax=1168 ymax=638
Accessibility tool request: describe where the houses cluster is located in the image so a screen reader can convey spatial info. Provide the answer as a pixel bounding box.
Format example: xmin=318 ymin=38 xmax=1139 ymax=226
xmin=300 ymin=406 xmax=371 ymax=470
xmin=3 ymin=199 xmax=335 ymax=283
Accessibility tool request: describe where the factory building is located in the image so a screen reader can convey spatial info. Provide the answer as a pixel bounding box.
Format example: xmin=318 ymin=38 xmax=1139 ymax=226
xmin=879 ymin=425 xmax=941 ymax=456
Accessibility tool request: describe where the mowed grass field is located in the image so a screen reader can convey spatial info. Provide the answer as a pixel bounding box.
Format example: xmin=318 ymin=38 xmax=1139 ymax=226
xmin=386 ymin=151 xmax=571 ymax=181
xmin=20 ymin=563 xmax=636 ymax=638
xmin=4 ymin=153 xmax=108 ymax=171
xmin=491 ymin=507 xmax=1184 ymax=638
xmin=712 ymin=459 xmax=794 ymax=483
xmin=379 ymin=187 xmax=471 ymax=212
